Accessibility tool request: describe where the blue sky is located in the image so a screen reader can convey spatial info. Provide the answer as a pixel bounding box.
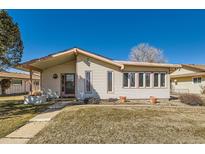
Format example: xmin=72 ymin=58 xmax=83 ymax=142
xmin=8 ymin=9 xmax=205 ymax=66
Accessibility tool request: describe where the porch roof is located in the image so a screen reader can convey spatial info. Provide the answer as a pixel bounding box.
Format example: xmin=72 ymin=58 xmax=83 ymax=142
xmin=16 ymin=47 xmax=181 ymax=72
xmin=0 ymin=72 xmax=40 ymax=80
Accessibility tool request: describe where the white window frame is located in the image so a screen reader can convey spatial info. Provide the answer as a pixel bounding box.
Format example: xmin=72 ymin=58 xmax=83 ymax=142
xmin=138 ymin=72 xmax=145 ymax=88
xmin=122 ymin=72 xmax=129 ymax=88
xmin=107 ymin=71 xmax=114 ymax=93
xmin=85 ymin=70 xmax=92 ymax=94
xmin=122 ymin=72 xmax=137 ymax=88
xmin=192 ymin=77 xmax=202 ymax=84
xmin=159 ymin=72 xmax=167 ymax=88
xmin=153 ymin=72 xmax=160 ymax=88
xmin=130 ymin=72 xmax=137 ymax=88
xmin=145 ymin=72 xmax=151 ymax=88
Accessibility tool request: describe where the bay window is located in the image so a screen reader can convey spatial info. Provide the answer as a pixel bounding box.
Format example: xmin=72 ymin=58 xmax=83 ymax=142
xmin=122 ymin=72 xmax=166 ymax=88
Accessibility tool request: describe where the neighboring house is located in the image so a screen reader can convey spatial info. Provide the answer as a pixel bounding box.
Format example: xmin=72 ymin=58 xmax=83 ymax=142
xmin=171 ymin=64 xmax=205 ymax=94
xmin=0 ymin=72 xmax=40 ymax=95
xmin=17 ymin=47 xmax=179 ymax=100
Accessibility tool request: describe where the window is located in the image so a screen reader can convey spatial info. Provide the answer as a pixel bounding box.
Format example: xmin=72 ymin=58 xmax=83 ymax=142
xmin=123 ymin=73 xmax=129 ymax=87
xmin=12 ymin=80 xmax=22 ymax=85
xmin=107 ymin=71 xmax=113 ymax=92
xmin=193 ymin=77 xmax=202 ymax=84
xmin=85 ymin=71 xmax=91 ymax=92
xmin=139 ymin=73 xmax=144 ymax=87
xmin=34 ymin=81 xmax=39 ymax=86
xmin=130 ymin=73 xmax=135 ymax=87
xmin=145 ymin=73 xmax=151 ymax=87
xmin=123 ymin=72 xmax=136 ymax=88
xmin=154 ymin=73 xmax=159 ymax=87
xmin=160 ymin=73 xmax=166 ymax=87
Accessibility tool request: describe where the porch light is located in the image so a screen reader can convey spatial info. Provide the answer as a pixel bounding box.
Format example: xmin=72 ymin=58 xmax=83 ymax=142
xmin=53 ymin=73 xmax=58 ymax=79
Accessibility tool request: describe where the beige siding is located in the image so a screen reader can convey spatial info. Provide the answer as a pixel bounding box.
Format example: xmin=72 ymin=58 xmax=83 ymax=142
xmin=76 ymin=54 xmax=170 ymax=99
xmin=171 ymin=66 xmax=205 ymax=94
xmin=171 ymin=77 xmax=205 ymax=94
xmin=42 ymin=60 xmax=76 ymax=95
xmin=41 ymin=54 xmax=171 ymax=99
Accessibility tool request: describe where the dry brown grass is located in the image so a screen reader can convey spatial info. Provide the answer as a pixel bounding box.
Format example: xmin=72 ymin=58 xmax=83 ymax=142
xmin=29 ymin=105 xmax=205 ymax=144
xmin=0 ymin=95 xmax=25 ymax=101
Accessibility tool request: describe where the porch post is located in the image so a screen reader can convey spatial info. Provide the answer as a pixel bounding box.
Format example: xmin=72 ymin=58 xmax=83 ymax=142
xmin=29 ymin=69 xmax=33 ymax=94
xmin=40 ymin=72 xmax=42 ymax=91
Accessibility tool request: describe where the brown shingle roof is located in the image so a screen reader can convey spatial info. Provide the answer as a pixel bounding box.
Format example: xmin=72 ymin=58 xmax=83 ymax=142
xmin=0 ymin=72 xmax=40 ymax=80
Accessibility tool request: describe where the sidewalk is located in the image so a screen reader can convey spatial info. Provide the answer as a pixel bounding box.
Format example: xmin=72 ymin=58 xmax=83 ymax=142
xmin=0 ymin=101 xmax=70 ymax=144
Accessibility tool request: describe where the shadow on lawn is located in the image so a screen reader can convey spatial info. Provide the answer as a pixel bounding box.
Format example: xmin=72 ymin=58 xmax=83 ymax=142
xmin=0 ymin=100 xmax=51 ymax=119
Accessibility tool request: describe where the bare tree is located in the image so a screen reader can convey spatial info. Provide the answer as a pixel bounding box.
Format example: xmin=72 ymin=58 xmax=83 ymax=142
xmin=129 ymin=43 xmax=166 ymax=63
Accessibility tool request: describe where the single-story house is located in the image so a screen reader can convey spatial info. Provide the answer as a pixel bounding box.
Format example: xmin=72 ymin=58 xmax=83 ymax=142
xmin=17 ymin=47 xmax=180 ymax=100
xmin=0 ymin=72 xmax=40 ymax=95
xmin=171 ymin=64 xmax=205 ymax=94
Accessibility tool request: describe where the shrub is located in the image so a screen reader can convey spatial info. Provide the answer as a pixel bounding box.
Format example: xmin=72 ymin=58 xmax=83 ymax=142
xmin=108 ymin=98 xmax=118 ymax=103
xmin=0 ymin=79 xmax=11 ymax=95
xmin=84 ymin=97 xmax=101 ymax=104
xmin=179 ymin=94 xmax=204 ymax=106
xmin=200 ymin=85 xmax=205 ymax=95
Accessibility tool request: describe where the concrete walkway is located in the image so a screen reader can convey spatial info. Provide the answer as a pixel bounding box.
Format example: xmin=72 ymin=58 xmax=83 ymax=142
xmin=0 ymin=101 xmax=70 ymax=144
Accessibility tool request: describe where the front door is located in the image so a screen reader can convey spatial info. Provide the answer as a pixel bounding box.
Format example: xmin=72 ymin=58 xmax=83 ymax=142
xmin=61 ymin=73 xmax=75 ymax=97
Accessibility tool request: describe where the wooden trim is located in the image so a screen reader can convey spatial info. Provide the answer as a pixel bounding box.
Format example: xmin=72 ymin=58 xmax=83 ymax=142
xmin=25 ymin=65 xmax=42 ymax=72
xmin=17 ymin=48 xmax=124 ymax=71
xmin=122 ymin=63 xmax=181 ymax=68
xmin=182 ymin=64 xmax=205 ymax=71
xmin=76 ymin=48 xmax=123 ymax=69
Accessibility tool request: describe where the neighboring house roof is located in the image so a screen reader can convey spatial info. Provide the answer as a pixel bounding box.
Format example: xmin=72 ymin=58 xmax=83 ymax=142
xmin=182 ymin=64 xmax=205 ymax=71
xmin=0 ymin=72 xmax=40 ymax=80
xmin=171 ymin=72 xmax=205 ymax=79
xmin=171 ymin=64 xmax=205 ymax=79
xmin=16 ymin=47 xmax=181 ymax=72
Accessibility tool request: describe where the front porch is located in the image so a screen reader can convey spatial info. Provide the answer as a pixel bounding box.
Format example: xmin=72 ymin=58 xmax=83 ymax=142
xmin=18 ymin=51 xmax=77 ymax=98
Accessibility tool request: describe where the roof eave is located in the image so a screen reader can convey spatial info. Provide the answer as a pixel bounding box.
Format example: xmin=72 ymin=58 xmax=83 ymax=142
xmin=122 ymin=63 xmax=181 ymax=68
xmin=182 ymin=64 xmax=205 ymax=71
xmin=17 ymin=48 xmax=124 ymax=71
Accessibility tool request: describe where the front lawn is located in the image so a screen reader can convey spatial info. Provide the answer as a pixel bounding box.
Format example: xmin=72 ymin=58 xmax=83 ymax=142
xmin=29 ymin=105 xmax=205 ymax=144
xmin=0 ymin=95 xmax=52 ymax=138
